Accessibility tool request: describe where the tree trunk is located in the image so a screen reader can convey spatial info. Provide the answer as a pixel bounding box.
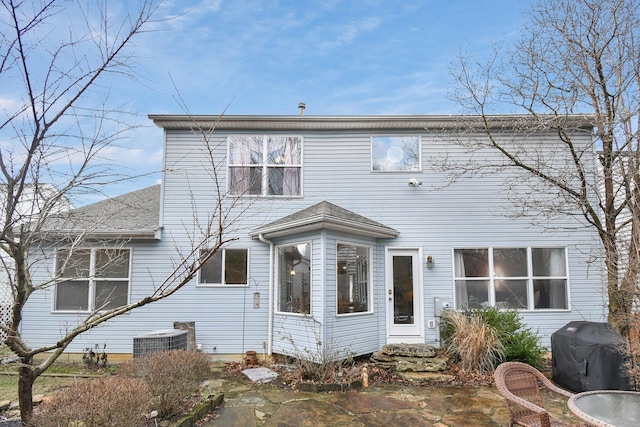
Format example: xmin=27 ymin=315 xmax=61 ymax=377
xmin=18 ymin=358 xmax=35 ymax=424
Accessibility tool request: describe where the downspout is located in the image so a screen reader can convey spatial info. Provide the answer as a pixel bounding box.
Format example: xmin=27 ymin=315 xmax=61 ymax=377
xmin=259 ymin=234 xmax=274 ymax=356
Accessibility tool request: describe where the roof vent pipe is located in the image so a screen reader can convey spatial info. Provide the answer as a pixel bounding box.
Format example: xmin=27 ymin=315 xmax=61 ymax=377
xmin=298 ymin=102 xmax=306 ymax=116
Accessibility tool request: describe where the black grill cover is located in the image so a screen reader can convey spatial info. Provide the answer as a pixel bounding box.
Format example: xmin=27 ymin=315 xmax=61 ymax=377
xmin=551 ymin=321 xmax=630 ymax=392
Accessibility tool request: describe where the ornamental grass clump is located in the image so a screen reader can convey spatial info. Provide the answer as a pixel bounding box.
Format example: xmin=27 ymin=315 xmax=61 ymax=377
xmin=442 ymin=307 xmax=546 ymax=371
xmin=27 ymin=377 xmax=151 ymax=427
xmin=442 ymin=310 xmax=505 ymax=372
xmin=118 ymin=350 xmax=212 ymax=417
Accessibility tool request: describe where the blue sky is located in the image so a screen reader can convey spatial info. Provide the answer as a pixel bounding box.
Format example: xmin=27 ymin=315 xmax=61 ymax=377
xmin=136 ymin=0 xmax=529 ymax=116
xmin=4 ymin=1 xmax=535 ymax=204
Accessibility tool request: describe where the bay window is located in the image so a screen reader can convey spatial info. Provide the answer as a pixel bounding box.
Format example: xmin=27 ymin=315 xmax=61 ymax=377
xmin=454 ymin=247 xmax=568 ymax=310
xmin=337 ymin=243 xmax=371 ymax=314
xmin=277 ymin=243 xmax=310 ymax=314
xmin=55 ymin=248 xmax=130 ymax=311
xmin=228 ymin=135 xmax=302 ymax=196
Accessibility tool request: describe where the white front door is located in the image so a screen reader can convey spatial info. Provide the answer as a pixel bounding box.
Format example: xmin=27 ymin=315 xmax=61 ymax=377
xmin=386 ymin=248 xmax=424 ymax=343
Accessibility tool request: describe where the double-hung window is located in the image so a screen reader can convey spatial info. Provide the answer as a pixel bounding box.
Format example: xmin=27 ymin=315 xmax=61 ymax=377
xmin=336 ymin=243 xmax=371 ymax=314
xmin=199 ymin=248 xmax=248 ymax=286
xmin=277 ymin=243 xmax=311 ymax=314
xmin=454 ymin=247 xmax=568 ymax=310
xmin=55 ymin=248 xmax=130 ymax=311
xmin=228 ymin=135 xmax=302 ymax=196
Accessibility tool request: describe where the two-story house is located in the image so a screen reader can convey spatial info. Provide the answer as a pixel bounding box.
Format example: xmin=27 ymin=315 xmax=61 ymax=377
xmin=21 ymin=114 xmax=606 ymax=361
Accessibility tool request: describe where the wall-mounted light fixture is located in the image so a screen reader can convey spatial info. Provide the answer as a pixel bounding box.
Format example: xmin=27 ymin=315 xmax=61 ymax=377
xmin=408 ymin=178 xmax=422 ymax=187
xmin=426 ymin=255 xmax=434 ymax=269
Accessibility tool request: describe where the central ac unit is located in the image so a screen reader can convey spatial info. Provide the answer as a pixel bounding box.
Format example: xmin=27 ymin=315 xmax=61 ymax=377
xmin=133 ymin=329 xmax=188 ymax=358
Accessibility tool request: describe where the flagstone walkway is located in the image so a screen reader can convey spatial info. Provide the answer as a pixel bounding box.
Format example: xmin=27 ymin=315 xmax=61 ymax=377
xmin=199 ymin=374 xmax=583 ymax=426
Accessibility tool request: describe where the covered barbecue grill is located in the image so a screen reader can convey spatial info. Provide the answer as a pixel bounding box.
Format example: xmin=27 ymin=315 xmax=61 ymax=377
xmin=551 ymin=321 xmax=630 ymax=392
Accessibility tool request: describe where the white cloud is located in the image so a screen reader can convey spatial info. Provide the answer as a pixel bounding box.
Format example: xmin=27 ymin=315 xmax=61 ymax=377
xmin=0 ymin=97 xmax=19 ymax=111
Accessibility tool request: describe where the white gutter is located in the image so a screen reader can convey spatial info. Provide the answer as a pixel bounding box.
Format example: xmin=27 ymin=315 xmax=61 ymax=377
xmin=258 ymin=233 xmax=275 ymax=356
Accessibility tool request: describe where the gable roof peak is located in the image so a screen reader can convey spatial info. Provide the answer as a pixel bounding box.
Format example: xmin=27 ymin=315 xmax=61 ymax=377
xmin=250 ymin=200 xmax=398 ymax=240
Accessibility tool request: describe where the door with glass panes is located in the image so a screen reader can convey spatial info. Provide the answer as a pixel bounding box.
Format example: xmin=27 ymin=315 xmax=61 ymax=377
xmin=386 ymin=248 xmax=424 ymax=342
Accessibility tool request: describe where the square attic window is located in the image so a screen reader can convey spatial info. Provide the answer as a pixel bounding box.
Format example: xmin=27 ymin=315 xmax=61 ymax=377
xmin=371 ymin=136 xmax=421 ymax=171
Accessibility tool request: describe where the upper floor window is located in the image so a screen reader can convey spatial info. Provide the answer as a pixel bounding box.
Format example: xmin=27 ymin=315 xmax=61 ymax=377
xmin=371 ymin=135 xmax=421 ymax=171
xmin=55 ymin=248 xmax=130 ymax=312
xmin=228 ymin=136 xmax=302 ymax=196
xmin=337 ymin=243 xmax=371 ymax=314
xmin=454 ymin=247 xmax=568 ymax=310
xmin=199 ymin=248 xmax=248 ymax=286
xmin=277 ymin=243 xmax=311 ymax=314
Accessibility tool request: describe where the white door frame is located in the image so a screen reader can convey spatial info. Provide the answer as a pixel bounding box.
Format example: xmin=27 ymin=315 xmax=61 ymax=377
xmin=385 ymin=247 xmax=424 ymax=343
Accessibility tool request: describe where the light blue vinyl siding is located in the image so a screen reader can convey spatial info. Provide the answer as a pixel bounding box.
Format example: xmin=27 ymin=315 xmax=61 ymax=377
xmin=21 ymin=120 xmax=605 ymax=356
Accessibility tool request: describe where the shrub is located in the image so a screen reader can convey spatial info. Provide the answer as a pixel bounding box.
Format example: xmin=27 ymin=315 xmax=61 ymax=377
xmin=279 ymin=321 xmax=355 ymax=382
xmin=82 ymin=343 xmax=108 ymax=369
xmin=442 ymin=307 xmax=546 ymax=369
xmin=442 ymin=310 xmax=505 ymax=371
xmin=28 ymin=376 xmax=150 ymax=427
xmin=286 ymin=343 xmax=356 ymax=383
xmin=118 ymin=350 xmax=211 ymax=417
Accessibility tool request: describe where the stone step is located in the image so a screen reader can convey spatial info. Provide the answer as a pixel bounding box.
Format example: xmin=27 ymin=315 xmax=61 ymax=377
xmin=370 ymin=343 xmax=448 ymax=373
xmin=396 ymin=371 xmax=455 ymax=384
xmin=381 ymin=343 xmax=436 ymax=358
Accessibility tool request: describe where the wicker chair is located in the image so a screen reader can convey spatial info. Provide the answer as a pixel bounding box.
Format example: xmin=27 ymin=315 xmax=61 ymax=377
xmin=494 ymin=362 xmax=576 ymax=427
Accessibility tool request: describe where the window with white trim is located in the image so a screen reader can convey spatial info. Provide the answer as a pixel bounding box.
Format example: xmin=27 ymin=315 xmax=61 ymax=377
xmin=454 ymin=247 xmax=568 ymax=310
xmin=336 ymin=243 xmax=371 ymax=314
xmin=199 ymin=248 xmax=248 ymax=285
xmin=55 ymin=248 xmax=130 ymax=311
xmin=228 ymin=135 xmax=302 ymax=196
xmin=371 ymin=135 xmax=421 ymax=171
xmin=277 ymin=243 xmax=311 ymax=314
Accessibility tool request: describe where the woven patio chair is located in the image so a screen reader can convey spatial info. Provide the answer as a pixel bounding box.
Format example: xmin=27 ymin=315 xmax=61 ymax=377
xmin=494 ymin=362 xmax=576 ymax=427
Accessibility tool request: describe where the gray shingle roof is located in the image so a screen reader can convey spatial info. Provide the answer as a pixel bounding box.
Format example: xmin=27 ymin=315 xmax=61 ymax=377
xmin=250 ymin=201 xmax=399 ymax=239
xmin=40 ymin=185 xmax=161 ymax=240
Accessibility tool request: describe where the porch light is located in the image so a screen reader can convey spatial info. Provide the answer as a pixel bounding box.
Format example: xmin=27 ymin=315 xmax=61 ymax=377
xmin=290 ymin=269 xmax=296 ymax=275
xmin=426 ymin=255 xmax=434 ymax=269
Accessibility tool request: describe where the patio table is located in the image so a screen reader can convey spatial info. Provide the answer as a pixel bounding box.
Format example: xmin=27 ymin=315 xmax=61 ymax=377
xmin=567 ymin=390 xmax=640 ymax=427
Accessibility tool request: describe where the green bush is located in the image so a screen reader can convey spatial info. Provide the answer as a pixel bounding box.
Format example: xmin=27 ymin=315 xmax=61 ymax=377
xmin=442 ymin=307 xmax=546 ymax=368
xmin=118 ymin=350 xmax=211 ymax=417
xmin=28 ymin=376 xmax=151 ymax=427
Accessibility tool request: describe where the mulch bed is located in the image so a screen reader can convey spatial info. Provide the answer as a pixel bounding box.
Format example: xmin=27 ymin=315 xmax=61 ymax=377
xmin=225 ymin=359 xmax=497 ymax=390
xmin=225 ymin=352 xmax=553 ymax=390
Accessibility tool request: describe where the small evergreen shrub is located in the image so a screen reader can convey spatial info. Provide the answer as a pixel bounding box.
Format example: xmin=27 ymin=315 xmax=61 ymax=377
xmin=442 ymin=307 xmax=546 ymax=369
xmin=28 ymin=377 xmax=150 ymax=427
xmin=118 ymin=350 xmax=211 ymax=417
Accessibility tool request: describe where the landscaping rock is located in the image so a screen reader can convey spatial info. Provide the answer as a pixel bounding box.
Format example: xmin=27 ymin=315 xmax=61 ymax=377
xmin=395 ymin=371 xmax=456 ymax=384
xmin=371 ymin=351 xmax=393 ymax=362
xmin=370 ymin=344 xmax=448 ymax=374
xmin=393 ymin=356 xmax=448 ymax=372
xmin=381 ymin=343 xmax=436 ymax=358
xmin=241 ymin=367 xmax=278 ymax=384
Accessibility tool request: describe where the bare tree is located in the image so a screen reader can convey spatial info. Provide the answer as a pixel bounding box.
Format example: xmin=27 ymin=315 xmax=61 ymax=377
xmin=449 ymin=0 xmax=640 ymax=385
xmin=0 ymin=1 xmax=245 ymax=422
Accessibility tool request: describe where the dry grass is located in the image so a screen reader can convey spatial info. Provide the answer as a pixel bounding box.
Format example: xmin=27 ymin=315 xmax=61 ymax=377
xmin=443 ymin=310 xmax=505 ymax=372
